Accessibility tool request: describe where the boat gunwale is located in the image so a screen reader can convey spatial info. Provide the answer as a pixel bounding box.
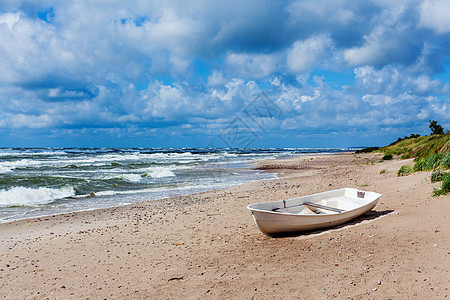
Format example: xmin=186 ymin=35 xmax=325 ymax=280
xmin=246 ymin=188 xmax=382 ymax=217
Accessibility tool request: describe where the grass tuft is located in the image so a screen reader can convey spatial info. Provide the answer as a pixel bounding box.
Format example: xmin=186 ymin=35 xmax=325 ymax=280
xmin=431 ymin=169 xmax=445 ymax=183
xmin=397 ymin=165 xmax=412 ymax=177
xmin=433 ymin=173 xmax=450 ymax=196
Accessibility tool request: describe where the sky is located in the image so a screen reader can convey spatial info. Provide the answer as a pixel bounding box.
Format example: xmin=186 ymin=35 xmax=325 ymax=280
xmin=0 ymin=0 xmax=449 ymax=148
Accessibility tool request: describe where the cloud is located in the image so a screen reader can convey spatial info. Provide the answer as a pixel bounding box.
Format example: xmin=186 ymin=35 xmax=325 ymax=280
xmin=343 ymin=2 xmax=426 ymax=68
xmin=6 ymin=113 xmax=54 ymax=129
xmin=143 ymin=83 xmax=186 ymax=120
xmin=419 ymin=0 xmax=450 ymax=34
xmin=225 ymin=53 xmax=280 ymax=78
xmin=207 ymin=70 xmax=227 ymax=87
xmin=354 ymin=65 xmax=448 ymax=95
xmin=0 ymin=11 xmax=20 ymax=29
xmin=285 ymin=0 xmax=381 ymax=48
xmin=287 ymin=35 xmax=333 ymax=73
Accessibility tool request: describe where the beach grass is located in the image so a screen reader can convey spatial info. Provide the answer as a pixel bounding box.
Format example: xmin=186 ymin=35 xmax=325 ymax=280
xmin=413 ymin=152 xmax=450 ymax=172
xmin=381 ymin=133 xmax=449 ymax=195
xmin=431 ymin=169 xmax=446 ymax=183
xmin=398 ymin=165 xmax=413 ymax=177
xmin=433 ymin=173 xmax=450 ymax=196
xmin=380 ymin=133 xmax=450 ymax=159
xmin=361 ymin=133 xmax=450 ymax=194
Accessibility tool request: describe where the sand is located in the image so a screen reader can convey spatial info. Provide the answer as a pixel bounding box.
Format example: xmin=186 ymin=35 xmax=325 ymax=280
xmin=0 ymin=152 xmax=449 ymax=299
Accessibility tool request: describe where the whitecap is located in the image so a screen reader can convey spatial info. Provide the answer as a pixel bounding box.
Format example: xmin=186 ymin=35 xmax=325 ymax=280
xmin=121 ymin=174 xmax=142 ymax=182
xmin=0 ymin=159 xmax=44 ymax=171
xmin=0 ymin=166 xmax=12 ymax=173
xmin=147 ymin=167 xmax=176 ymax=178
xmin=0 ymin=186 xmax=75 ymax=207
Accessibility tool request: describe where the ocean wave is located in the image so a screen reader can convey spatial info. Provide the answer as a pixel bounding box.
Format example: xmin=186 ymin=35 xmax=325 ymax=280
xmin=0 ymin=166 xmax=13 ymax=173
xmin=0 ymin=186 xmax=75 ymax=207
xmin=147 ymin=167 xmax=176 ymax=178
xmin=0 ymin=150 xmax=68 ymax=156
xmin=120 ymin=173 xmax=143 ymax=182
xmin=0 ymin=159 xmax=45 ymax=172
xmin=0 ymin=152 xmax=230 ymax=172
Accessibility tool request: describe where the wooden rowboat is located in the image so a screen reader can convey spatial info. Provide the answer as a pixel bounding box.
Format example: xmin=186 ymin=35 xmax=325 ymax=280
xmin=247 ymin=188 xmax=382 ymax=236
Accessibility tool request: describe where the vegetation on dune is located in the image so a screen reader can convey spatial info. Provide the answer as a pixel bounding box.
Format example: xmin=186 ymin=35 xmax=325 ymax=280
xmin=382 ymin=154 xmax=393 ymax=160
xmin=413 ymin=152 xmax=450 ymax=172
xmin=355 ymin=146 xmax=379 ymax=153
xmin=379 ymin=132 xmax=450 ymax=159
xmin=389 ymin=133 xmax=421 ymax=149
xmin=358 ymin=121 xmax=449 ymax=159
xmin=357 ymin=120 xmax=449 ymax=195
xmin=431 ymin=169 xmax=446 ymax=183
xmin=377 ymin=121 xmax=448 ymax=160
xmin=433 ymin=174 xmax=450 ymax=196
xmin=397 ymin=165 xmax=413 ymax=176
xmin=443 ymin=175 xmax=450 ymax=191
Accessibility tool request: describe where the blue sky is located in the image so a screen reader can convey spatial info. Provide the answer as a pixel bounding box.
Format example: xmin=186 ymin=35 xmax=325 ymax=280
xmin=0 ymin=0 xmax=449 ymax=148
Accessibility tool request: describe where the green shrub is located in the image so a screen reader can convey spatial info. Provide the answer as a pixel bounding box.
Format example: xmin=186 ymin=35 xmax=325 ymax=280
xmin=431 ymin=169 xmax=445 ymax=183
xmin=398 ymin=165 xmax=412 ymax=176
xmin=433 ymin=174 xmax=450 ymax=196
xmin=443 ymin=174 xmax=450 ymax=192
xmin=379 ymin=169 xmax=386 ymax=174
xmin=382 ymin=154 xmax=393 ymax=160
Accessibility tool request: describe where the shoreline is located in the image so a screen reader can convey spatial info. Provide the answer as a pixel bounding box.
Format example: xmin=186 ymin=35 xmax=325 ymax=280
xmin=0 ymin=151 xmax=345 ymax=225
xmin=0 ymin=157 xmax=277 ymax=225
xmin=1 ymin=152 xmax=449 ymax=299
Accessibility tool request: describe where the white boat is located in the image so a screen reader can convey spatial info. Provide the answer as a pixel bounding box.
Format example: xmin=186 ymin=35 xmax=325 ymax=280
xmin=247 ymin=188 xmax=382 ymax=236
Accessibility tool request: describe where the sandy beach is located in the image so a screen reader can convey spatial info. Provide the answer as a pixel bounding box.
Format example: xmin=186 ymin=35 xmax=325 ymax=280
xmin=1 ymin=152 xmax=449 ymax=299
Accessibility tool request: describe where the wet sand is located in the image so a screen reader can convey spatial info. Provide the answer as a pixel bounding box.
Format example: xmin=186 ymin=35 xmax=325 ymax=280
xmin=1 ymin=152 xmax=449 ymax=299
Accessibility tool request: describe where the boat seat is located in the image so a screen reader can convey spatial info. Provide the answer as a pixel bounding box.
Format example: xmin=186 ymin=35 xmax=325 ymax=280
xmin=272 ymin=206 xmax=324 ymax=215
xmin=303 ymin=202 xmax=344 ymax=213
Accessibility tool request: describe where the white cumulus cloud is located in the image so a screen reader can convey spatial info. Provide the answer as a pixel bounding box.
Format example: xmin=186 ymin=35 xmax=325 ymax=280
xmin=287 ymin=35 xmax=333 ymax=73
xmin=419 ymin=0 xmax=450 ymax=34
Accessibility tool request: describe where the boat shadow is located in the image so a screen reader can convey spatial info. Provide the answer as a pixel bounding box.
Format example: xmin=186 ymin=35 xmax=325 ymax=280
xmin=269 ymin=209 xmax=394 ymax=238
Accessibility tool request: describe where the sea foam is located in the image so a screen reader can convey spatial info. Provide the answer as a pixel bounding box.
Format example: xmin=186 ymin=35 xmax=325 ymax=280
xmin=121 ymin=174 xmax=142 ymax=182
xmin=0 ymin=166 xmax=12 ymax=173
xmin=148 ymin=167 xmax=176 ymax=178
xmin=0 ymin=186 xmax=75 ymax=207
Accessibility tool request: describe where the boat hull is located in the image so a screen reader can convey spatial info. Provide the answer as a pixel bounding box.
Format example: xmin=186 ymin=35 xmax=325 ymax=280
xmin=247 ymin=188 xmax=381 ymax=236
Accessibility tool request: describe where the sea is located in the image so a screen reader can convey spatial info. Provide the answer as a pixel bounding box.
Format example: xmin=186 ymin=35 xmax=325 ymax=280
xmin=0 ymin=147 xmax=355 ymax=223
